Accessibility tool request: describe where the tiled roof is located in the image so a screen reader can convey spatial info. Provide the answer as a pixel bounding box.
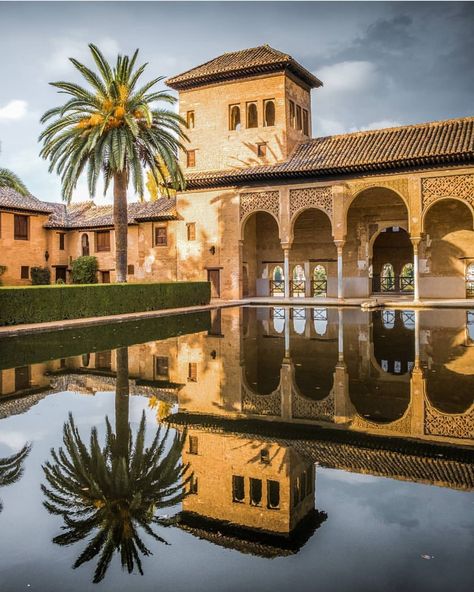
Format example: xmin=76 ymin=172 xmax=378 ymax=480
xmin=166 ymin=45 xmax=322 ymax=90
xmin=44 ymin=198 xmax=178 ymax=229
xmin=184 ymin=117 xmax=474 ymax=189
xmin=0 ymin=187 xmax=54 ymax=214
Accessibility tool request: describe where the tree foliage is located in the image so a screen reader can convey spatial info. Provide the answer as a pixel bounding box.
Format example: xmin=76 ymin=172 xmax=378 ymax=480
xmin=0 ymin=168 xmax=29 ymax=196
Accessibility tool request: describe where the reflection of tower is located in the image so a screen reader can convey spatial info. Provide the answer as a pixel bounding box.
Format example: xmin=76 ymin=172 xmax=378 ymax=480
xmin=175 ymin=428 xmax=326 ymax=555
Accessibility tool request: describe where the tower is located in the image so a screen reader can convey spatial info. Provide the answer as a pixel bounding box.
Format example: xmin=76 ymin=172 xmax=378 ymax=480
xmin=166 ymin=45 xmax=322 ymax=172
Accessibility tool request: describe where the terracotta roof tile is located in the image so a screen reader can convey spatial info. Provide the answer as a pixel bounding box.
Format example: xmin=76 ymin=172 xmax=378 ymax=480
xmin=0 ymin=187 xmax=54 ymax=214
xmin=166 ymin=45 xmax=322 ymax=90
xmin=184 ymin=117 xmax=474 ymax=189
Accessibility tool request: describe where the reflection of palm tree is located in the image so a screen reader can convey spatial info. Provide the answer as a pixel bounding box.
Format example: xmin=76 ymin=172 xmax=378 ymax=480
xmin=0 ymin=443 xmax=31 ymax=513
xmin=42 ymin=347 xmax=190 ymax=583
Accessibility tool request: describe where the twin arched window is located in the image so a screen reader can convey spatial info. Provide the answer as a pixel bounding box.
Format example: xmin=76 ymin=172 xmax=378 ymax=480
xmin=264 ymin=100 xmax=275 ymax=127
xmin=230 ymin=100 xmax=275 ymax=130
xmin=247 ymin=103 xmax=258 ymax=128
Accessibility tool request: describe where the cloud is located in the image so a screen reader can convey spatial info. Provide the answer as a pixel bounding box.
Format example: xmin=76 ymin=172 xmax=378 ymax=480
xmin=317 ymin=61 xmax=379 ymax=92
xmin=351 ymin=120 xmax=402 ymax=132
xmin=45 ymin=36 xmax=119 ymax=74
xmin=0 ymin=100 xmax=28 ymax=122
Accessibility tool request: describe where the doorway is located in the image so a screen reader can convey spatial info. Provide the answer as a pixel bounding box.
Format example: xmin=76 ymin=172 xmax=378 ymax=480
xmin=207 ymin=269 xmax=221 ymax=298
xmin=55 ymin=266 xmax=67 ymax=283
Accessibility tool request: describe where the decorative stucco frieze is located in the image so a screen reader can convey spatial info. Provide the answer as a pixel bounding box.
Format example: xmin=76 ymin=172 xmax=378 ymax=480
xmin=289 ymin=186 xmax=333 ymax=219
xmin=291 ymin=390 xmax=335 ymax=420
xmin=424 ymin=403 xmax=474 ymax=440
xmin=421 ymin=174 xmax=474 ymax=209
xmin=239 ymin=190 xmax=280 ymax=221
xmin=349 ymin=178 xmax=409 ymax=202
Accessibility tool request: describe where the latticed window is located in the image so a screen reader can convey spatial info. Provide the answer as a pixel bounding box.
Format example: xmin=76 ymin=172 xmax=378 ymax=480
xmin=155 ymin=226 xmax=167 ymax=246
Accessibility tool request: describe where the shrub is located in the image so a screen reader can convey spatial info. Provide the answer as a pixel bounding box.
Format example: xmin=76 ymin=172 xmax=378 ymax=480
xmin=0 ymin=281 xmax=211 ymax=326
xmin=31 ymin=267 xmax=51 ymax=285
xmin=56 ymin=278 xmax=65 ymax=285
xmin=71 ymin=256 xmax=98 ymax=284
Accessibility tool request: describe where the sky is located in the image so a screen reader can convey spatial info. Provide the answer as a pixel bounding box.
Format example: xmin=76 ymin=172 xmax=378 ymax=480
xmin=0 ymin=1 xmax=473 ymax=203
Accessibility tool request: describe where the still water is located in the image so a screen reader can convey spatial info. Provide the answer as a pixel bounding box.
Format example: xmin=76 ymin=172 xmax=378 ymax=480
xmin=0 ymin=306 xmax=473 ymax=592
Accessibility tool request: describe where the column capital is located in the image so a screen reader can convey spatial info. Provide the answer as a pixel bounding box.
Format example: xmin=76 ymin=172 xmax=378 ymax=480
xmin=410 ymin=236 xmax=422 ymax=247
xmin=281 ymin=242 xmax=292 ymax=251
xmin=334 ymin=239 xmax=346 ymax=247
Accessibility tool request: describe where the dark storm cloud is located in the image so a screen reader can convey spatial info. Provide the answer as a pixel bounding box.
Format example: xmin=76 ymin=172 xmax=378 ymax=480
xmin=0 ymin=1 xmax=472 ymax=200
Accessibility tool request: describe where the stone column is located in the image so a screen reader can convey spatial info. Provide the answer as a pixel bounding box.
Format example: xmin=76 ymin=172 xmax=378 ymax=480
xmin=338 ymin=308 xmax=344 ymax=361
xmin=284 ymin=307 xmax=290 ymax=357
xmin=304 ymin=261 xmax=311 ymax=297
xmin=411 ymin=237 xmax=421 ymax=302
xmin=283 ymin=246 xmax=290 ymax=298
xmin=238 ymin=240 xmax=244 ymax=299
xmin=335 ymin=240 xmax=345 ymax=300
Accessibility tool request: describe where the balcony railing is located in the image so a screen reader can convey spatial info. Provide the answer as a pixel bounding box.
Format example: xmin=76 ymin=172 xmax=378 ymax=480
xmin=290 ymin=280 xmax=305 ymax=297
xmin=311 ymin=279 xmax=327 ymax=296
xmin=372 ymin=275 xmax=414 ymax=294
xmin=467 ymin=280 xmax=474 ymax=298
xmin=270 ymin=280 xmax=285 ymax=296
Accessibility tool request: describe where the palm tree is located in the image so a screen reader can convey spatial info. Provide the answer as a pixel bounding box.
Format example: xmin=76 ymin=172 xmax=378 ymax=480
xmin=0 ymin=443 xmax=31 ymax=514
xmin=42 ymin=347 xmax=190 ymax=583
xmin=39 ymin=44 xmax=188 ymax=282
xmin=0 ymin=168 xmax=29 ymax=195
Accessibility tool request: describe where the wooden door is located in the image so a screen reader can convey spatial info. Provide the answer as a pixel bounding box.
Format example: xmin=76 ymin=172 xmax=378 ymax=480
xmin=207 ymin=269 xmax=221 ymax=298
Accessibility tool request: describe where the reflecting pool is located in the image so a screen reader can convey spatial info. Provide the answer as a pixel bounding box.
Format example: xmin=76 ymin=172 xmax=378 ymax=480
xmin=0 ymin=307 xmax=473 ymax=591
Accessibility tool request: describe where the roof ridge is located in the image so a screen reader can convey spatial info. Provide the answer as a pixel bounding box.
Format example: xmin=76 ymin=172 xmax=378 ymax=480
xmin=306 ymin=116 xmax=474 ymax=144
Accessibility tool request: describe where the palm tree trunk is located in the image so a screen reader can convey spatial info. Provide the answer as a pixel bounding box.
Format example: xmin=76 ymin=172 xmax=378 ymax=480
xmin=115 ymin=347 xmax=130 ymax=458
xmin=113 ymin=171 xmax=128 ymax=283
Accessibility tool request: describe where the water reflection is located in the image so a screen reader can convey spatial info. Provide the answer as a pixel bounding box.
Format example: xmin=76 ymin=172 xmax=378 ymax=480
xmin=0 ymin=443 xmax=31 ymax=514
xmin=41 ymin=347 xmax=190 ymax=583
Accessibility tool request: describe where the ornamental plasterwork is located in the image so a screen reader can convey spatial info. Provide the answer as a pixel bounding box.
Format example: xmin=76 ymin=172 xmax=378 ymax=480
xmin=351 ymin=409 xmax=413 ymax=435
xmin=239 ymin=190 xmax=280 ymax=221
xmin=291 ymin=390 xmax=335 ymax=420
xmin=349 ymin=178 xmax=409 ymax=201
xmin=289 ymin=187 xmax=333 ymax=219
xmin=424 ymin=403 xmax=474 ymax=440
xmin=421 ymin=174 xmax=474 ymax=209
xmin=241 ymin=384 xmax=281 ymax=417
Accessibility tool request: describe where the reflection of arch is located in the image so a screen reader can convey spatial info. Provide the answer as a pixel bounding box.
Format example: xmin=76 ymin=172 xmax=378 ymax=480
xmin=313 ymin=307 xmax=328 ymax=336
xmin=292 ymin=307 xmax=306 ymax=334
xmin=241 ymin=367 xmax=282 ymax=417
xmin=424 ymin=392 xmax=474 ymax=440
xmin=422 ymin=196 xmax=474 ymax=232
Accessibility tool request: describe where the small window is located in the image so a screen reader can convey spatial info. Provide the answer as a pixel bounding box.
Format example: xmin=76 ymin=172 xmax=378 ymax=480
xmin=249 ymin=478 xmax=262 ymax=506
xmin=155 ymin=226 xmax=167 ymax=246
xmin=229 ymin=104 xmax=241 ymax=131
xmin=59 ymin=233 xmax=65 ymax=250
xmin=101 ymin=270 xmax=110 ymax=283
xmin=189 ymin=476 xmax=198 ymax=495
xmin=247 ymin=102 xmax=258 ymax=128
xmin=188 ymin=362 xmax=198 ymax=382
xmin=96 ymin=230 xmax=110 ymax=252
xmin=267 ymin=480 xmax=280 ymax=509
xmin=296 ymin=105 xmax=302 ymax=130
xmin=187 ymin=149 xmax=196 ymax=168
xmin=303 ymin=109 xmax=309 ymax=135
xmin=264 ymin=100 xmax=275 ymax=126
xmin=289 ymin=100 xmax=295 ymax=128
xmin=186 ymin=110 xmax=195 ymax=129
xmin=187 ymin=222 xmax=196 ymax=241
xmin=82 ymin=353 xmax=90 ymax=367
xmin=127 ymin=264 xmax=134 ymax=275
xmin=189 ymin=435 xmax=198 ymax=455
xmin=260 ymin=449 xmax=270 ymax=464
xmin=232 ymin=475 xmax=245 ymax=503
xmin=20 ymin=266 xmax=29 ymax=279
xmin=155 ymin=356 xmax=169 ymax=380
xmin=15 ymin=366 xmax=30 ymax=391
xmin=257 ymin=143 xmax=267 ymax=158
xmin=14 ymin=214 xmax=29 ymax=240
xmin=81 ymin=233 xmax=90 ymax=256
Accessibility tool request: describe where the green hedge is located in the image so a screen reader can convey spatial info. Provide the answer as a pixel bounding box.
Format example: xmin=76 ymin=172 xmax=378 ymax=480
xmin=0 ymin=281 xmax=210 ymax=326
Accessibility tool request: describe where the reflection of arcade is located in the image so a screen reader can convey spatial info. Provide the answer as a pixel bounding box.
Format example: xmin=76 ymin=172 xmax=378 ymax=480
xmin=174 ymin=430 xmax=327 ymax=557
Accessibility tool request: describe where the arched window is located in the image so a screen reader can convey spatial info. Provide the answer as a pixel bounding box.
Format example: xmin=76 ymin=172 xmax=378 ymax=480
xmin=273 ymin=266 xmax=284 ymax=281
xmin=467 ymin=310 xmax=474 ymax=345
xmin=401 ymin=310 xmax=415 ymax=330
xmin=293 ymin=308 xmax=306 ymax=334
xmin=272 ymin=307 xmax=285 ymax=333
xmin=466 ymin=263 xmax=474 ymax=298
xmin=293 ymin=264 xmax=305 ymax=281
xmin=382 ymin=309 xmax=396 ymax=330
xmin=381 ymin=263 xmax=395 ymax=291
xmin=264 ymin=100 xmax=275 ymax=126
xmin=81 ymin=233 xmax=90 ymax=257
xmin=229 ymin=105 xmax=241 ymax=131
xmin=400 ymin=262 xmax=414 ymax=292
xmin=81 ymin=353 xmax=90 ymax=367
xmin=292 ymin=264 xmax=305 ymax=298
xmin=312 ymin=265 xmax=327 ymax=296
xmin=247 ymin=103 xmax=258 ymax=128
xmin=313 ymin=308 xmax=328 ymax=336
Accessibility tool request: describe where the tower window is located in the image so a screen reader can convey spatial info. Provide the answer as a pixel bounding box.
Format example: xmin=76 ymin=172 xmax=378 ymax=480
xmin=20 ymin=266 xmax=29 ymax=279
xmin=303 ymin=109 xmax=309 ymax=135
xmin=186 ymin=110 xmax=195 ymax=129
xmin=257 ymin=143 xmax=267 ymax=158
xmin=229 ymin=104 xmax=241 ymax=131
xmin=267 ymin=480 xmax=280 ymax=509
xmin=232 ymin=475 xmax=245 ymax=503
xmin=154 ymin=226 xmax=167 ymax=246
xmin=249 ymin=478 xmax=262 ymax=506
xmin=188 ymin=362 xmax=198 ymax=382
xmin=296 ymin=105 xmax=302 ymax=130
xmin=186 ymin=149 xmax=196 ymax=168
xmin=58 ymin=233 xmax=65 ymax=250
xmin=247 ymin=102 xmax=258 ymax=128
xmin=189 ymin=435 xmax=199 ymax=455
xmin=264 ymin=100 xmax=275 ymax=126
xmin=289 ymin=100 xmax=296 ymax=128
xmin=187 ymin=222 xmax=196 ymax=241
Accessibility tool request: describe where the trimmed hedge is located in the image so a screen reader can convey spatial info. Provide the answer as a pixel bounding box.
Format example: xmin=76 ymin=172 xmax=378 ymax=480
xmin=0 ymin=281 xmax=210 ymax=326
xmin=0 ymin=310 xmax=210 ymax=370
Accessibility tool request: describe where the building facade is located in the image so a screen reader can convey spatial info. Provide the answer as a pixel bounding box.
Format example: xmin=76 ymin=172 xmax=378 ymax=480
xmin=1 ymin=45 xmax=474 ymax=299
